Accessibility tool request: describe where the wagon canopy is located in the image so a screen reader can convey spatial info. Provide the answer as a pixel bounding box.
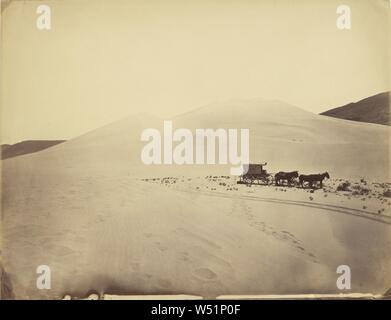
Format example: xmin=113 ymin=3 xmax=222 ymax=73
xmin=242 ymin=164 xmax=266 ymax=176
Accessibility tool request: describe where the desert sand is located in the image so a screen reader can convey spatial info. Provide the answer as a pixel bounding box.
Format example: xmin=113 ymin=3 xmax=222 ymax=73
xmin=1 ymin=99 xmax=390 ymax=299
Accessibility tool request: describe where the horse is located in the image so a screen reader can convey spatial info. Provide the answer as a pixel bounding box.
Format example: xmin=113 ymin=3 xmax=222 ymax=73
xmin=275 ymin=171 xmax=299 ymax=186
xmin=299 ymin=172 xmax=330 ymax=189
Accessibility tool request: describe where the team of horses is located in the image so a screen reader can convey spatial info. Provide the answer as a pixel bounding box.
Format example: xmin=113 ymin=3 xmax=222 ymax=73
xmin=274 ymin=171 xmax=330 ymax=189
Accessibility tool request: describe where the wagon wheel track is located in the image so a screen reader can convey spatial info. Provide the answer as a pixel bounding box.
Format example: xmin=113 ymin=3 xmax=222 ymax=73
xmin=175 ymin=188 xmax=391 ymax=225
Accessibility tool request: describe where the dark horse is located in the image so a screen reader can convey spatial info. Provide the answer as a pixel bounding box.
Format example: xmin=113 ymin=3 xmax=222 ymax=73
xmin=299 ymin=172 xmax=330 ymax=188
xmin=275 ymin=171 xmax=299 ymax=186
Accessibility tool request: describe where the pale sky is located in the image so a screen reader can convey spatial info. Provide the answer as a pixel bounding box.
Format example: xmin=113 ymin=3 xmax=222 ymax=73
xmin=1 ymin=0 xmax=390 ymax=143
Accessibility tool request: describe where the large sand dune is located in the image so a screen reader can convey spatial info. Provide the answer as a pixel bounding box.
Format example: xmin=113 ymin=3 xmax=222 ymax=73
xmin=1 ymin=99 xmax=390 ymax=299
xmin=9 ymin=98 xmax=387 ymax=178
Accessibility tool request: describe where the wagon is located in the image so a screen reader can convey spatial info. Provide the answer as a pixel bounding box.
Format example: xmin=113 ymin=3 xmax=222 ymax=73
xmin=237 ymin=162 xmax=273 ymax=185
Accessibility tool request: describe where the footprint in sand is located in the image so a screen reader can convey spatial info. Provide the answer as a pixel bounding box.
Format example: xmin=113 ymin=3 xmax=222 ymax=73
xmin=155 ymin=242 xmax=168 ymax=252
xmin=282 ymin=230 xmax=294 ymax=237
xmin=193 ymin=267 xmax=217 ymax=280
xmin=179 ymin=251 xmax=190 ymax=262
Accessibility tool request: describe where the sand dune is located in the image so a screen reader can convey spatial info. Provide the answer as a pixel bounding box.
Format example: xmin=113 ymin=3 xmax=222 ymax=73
xmin=9 ymin=98 xmax=388 ymax=178
xmin=173 ymin=99 xmax=389 ymax=178
xmin=1 ymin=99 xmax=390 ymax=299
xmin=321 ymin=92 xmax=390 ymax=126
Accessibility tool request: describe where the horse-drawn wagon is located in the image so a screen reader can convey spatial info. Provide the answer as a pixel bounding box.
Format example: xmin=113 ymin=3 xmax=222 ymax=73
xmin=237 ymin=162 xmax=330 ymax=189
xmin=237 ymin=162 xmax=273 ymax=185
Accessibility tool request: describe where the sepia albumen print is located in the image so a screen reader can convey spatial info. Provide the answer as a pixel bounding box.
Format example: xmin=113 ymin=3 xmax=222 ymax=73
xmin=1 ymin=0 xmax=390 ymax=300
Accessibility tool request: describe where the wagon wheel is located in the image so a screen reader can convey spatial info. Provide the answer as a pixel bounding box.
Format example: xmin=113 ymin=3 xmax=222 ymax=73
xmin=243 ymin=176 xmax=253 ymax=184
xmin=258 ymin=174 xmax=271 ymax=185
xmin=257 ymin=175 xmax=267 ymax=185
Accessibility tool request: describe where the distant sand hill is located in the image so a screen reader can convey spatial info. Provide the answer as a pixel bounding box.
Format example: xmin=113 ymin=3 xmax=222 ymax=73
xmin=1 ymin=140 xmax=65 ymax=160
xmin=320 ymin=92 xmax=390 ymax=126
